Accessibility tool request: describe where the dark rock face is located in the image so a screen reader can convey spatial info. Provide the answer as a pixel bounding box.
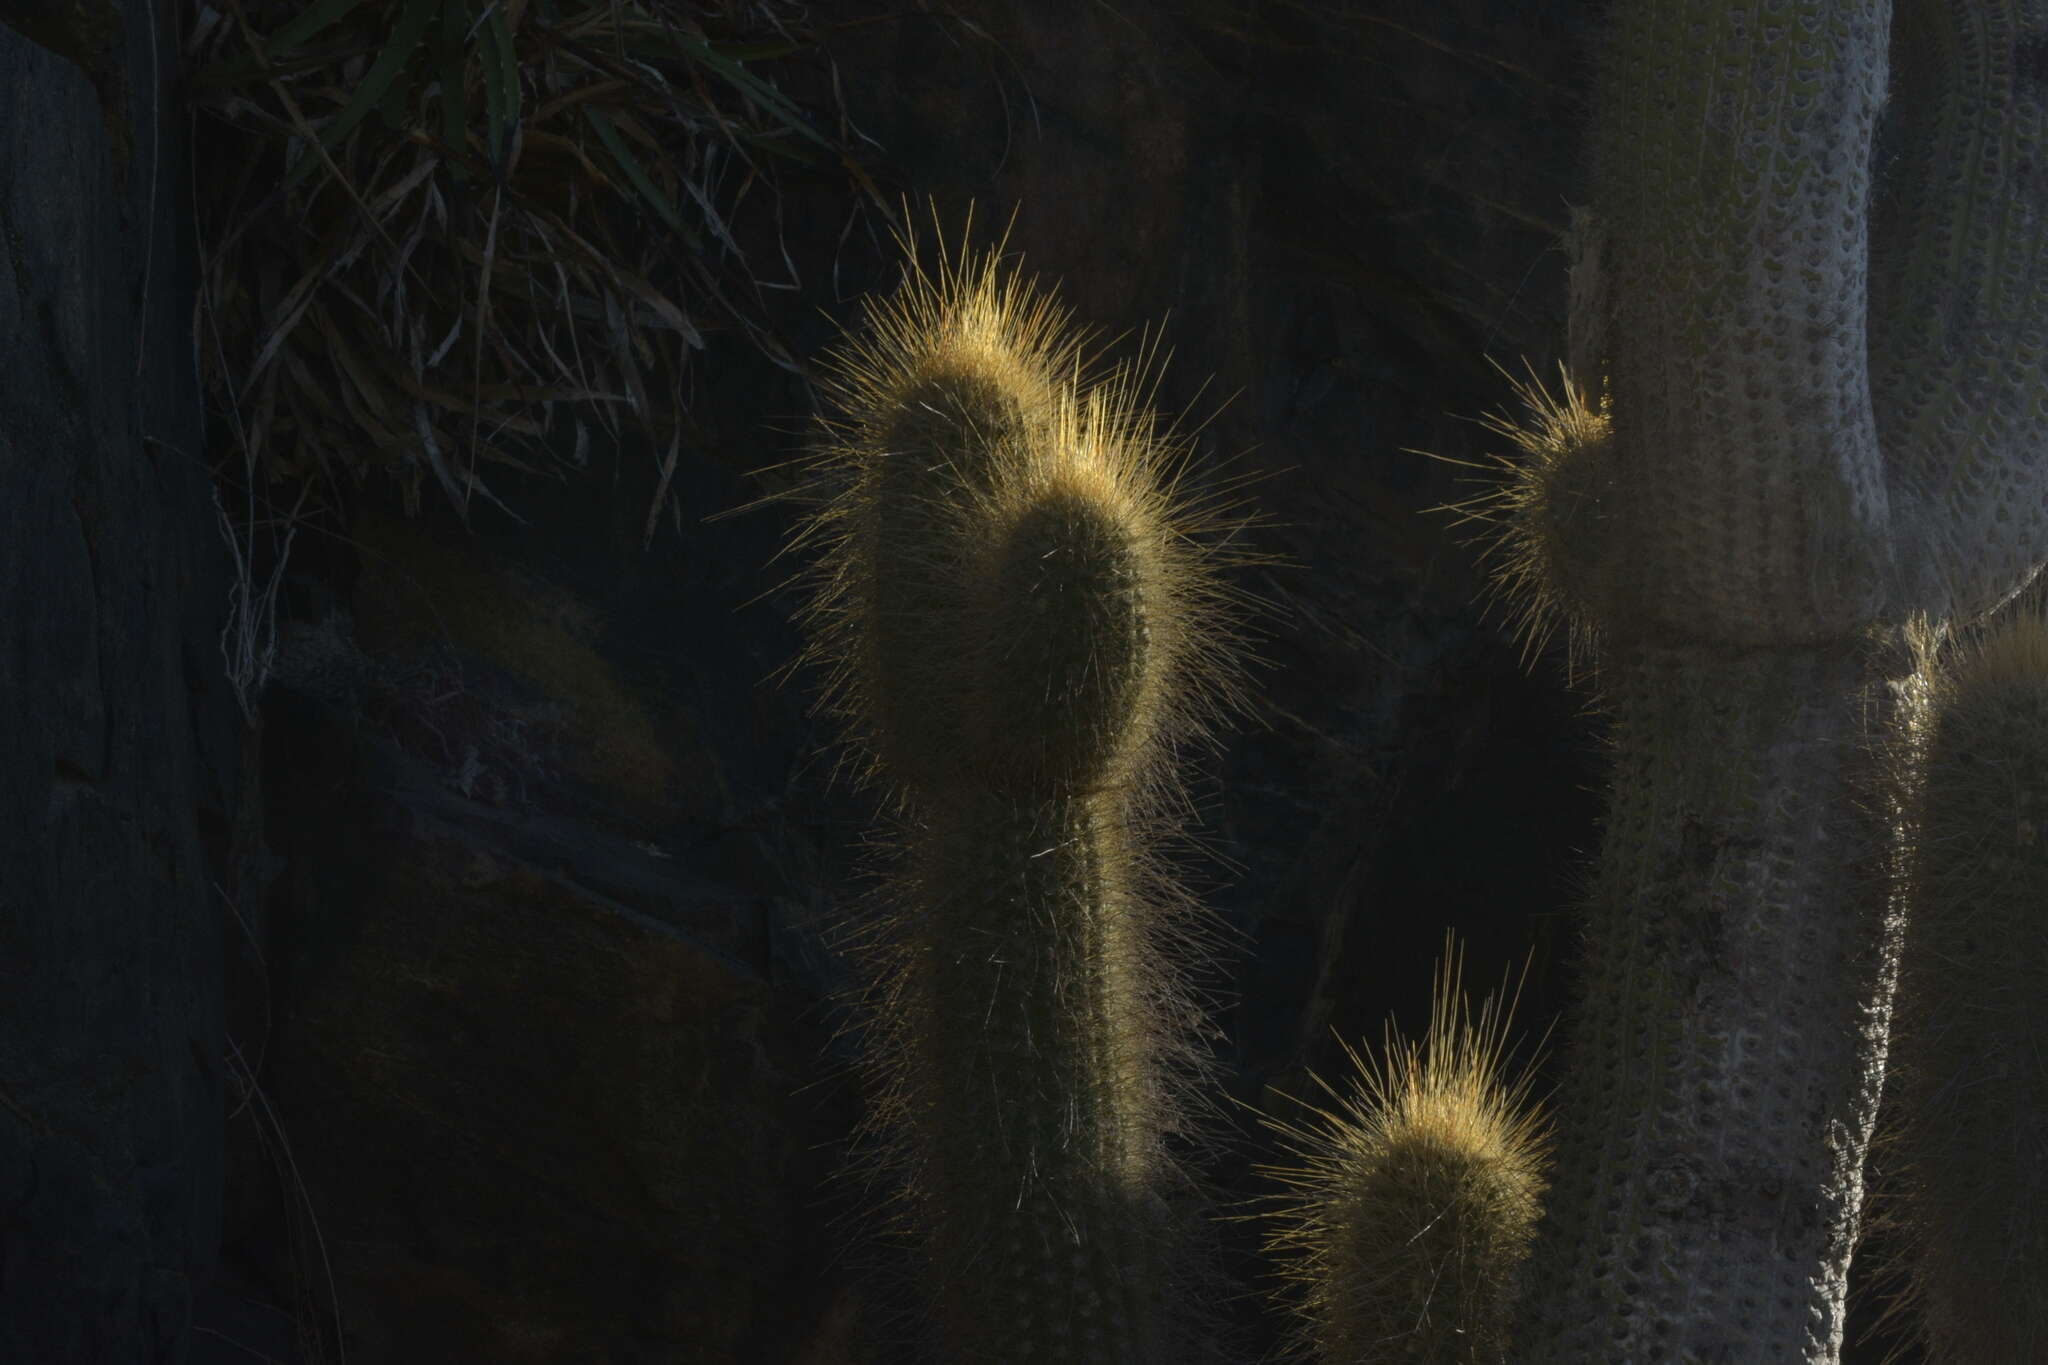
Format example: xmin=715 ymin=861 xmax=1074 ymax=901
xmin=244 ymin=506 xmax=858 ymax=1363
xmin=0 ymin=3 xmax=254 ymax=1360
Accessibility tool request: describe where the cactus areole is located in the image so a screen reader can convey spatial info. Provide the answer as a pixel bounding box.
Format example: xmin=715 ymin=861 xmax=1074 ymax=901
xmin=1502 ymin=0 xmax=2048 ymax=1360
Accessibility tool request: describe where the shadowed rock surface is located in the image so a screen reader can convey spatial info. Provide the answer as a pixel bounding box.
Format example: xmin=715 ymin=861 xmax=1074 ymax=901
xmin=0 ymin=3 xmax=254 ymax=1359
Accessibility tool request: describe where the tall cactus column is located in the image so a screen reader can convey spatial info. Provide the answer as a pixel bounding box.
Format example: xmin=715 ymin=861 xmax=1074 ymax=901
xmin=1500 ymin=0 xmax=2048 ymax=1359
xmin=789 ymin=232 xmax=1253 ymax=1362
xmin=1517 ymin=641 xmax=1896 ymax=1360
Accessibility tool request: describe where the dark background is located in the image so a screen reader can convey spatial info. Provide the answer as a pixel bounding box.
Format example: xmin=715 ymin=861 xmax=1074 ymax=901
xmin=0 ymin=0 xmax=1930 ymax=1359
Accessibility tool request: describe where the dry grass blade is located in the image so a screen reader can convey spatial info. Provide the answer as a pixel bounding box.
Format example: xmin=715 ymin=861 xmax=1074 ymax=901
xmin=190 ymin=0 xmax=880 ymax=530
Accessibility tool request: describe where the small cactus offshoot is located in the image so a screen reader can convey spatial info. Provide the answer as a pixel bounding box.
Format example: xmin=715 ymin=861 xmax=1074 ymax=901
xmin=1440 ymin=360 xmax=1614 ymax=679
xmin=1260 ymin=935 xmax=1549 ymax=1364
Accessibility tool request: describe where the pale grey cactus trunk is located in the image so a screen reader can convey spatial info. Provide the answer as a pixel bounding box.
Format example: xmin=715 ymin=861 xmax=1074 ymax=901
xmin=1514 ymin=0 xmax=2048 ymax=1359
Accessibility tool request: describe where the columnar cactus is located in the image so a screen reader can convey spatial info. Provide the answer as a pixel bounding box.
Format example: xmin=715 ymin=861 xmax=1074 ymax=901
xmin=1880 ymin=611 xmax=2048 ymax=1362
xmin=787 ymin=219 xmax=1256 ymax=1362
xmin=1261 ymin=937 xmax=1549 ymax=1364
xmin=1480 ymin=1 xmax=2048 ymax=1359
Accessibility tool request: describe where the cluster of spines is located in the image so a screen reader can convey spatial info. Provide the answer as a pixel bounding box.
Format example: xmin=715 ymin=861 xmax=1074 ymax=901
xmin=780 ymin=218 xmax=1259 ymax=803
xmin=1259 ymin=935 xmax=1550 ymax=1364
xmin=1441 ymin=360 xmax=1615 ymax=681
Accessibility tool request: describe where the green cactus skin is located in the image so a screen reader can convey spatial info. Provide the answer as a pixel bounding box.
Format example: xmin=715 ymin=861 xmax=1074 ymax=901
xmin=1479 ymin=1 xmax=2048 ymax=1359
xmin=787 ymin=215 xmax=1258 ymax=1363
xmin=1880 ymin=613 xmax=2048 ymax=1363
xmin=1260 ymin=938 xmax=1549 ymax=1365
xmin=903 ymin=789 xmax=1174 ymax=1362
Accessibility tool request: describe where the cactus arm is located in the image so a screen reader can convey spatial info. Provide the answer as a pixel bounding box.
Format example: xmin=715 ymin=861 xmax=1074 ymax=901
xmin=1883 ymin=617 xmax=2048 ymax=1360
xmin=1590 ymin=0 xmax=1894 ymax=646
xmin=1870 ymin=0 xmax=2048 ymax=621
xmin=898 ymin=390 xmax=1188 ymax=1361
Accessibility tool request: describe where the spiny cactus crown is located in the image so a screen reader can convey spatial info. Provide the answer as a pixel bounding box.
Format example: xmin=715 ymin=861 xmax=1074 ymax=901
xmin=1259 ymin=935 xmax=1550 ymax=1365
